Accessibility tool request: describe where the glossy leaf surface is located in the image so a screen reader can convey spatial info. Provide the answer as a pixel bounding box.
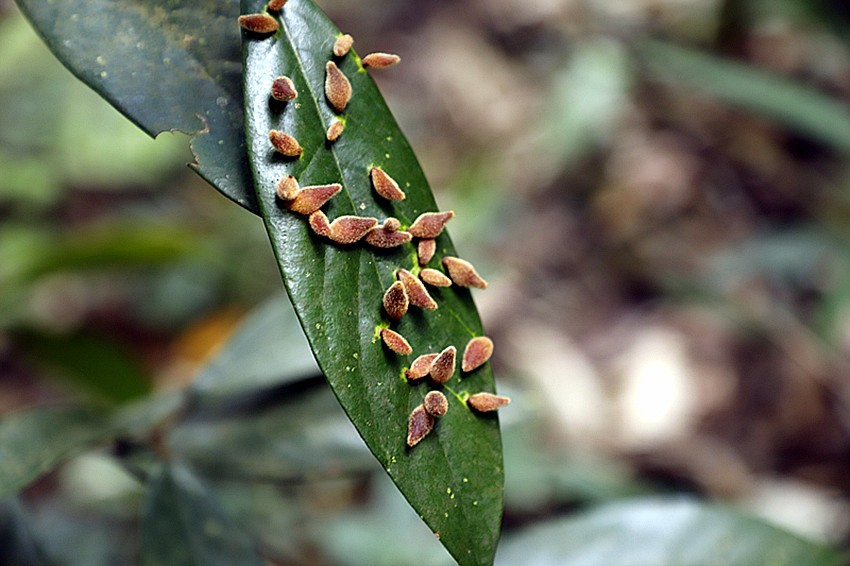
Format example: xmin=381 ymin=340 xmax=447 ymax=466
xmin=13 ymin=0 xmax=257 ymax=211
xmin=241 ymin=1 xmax=503 ymax=563
xmin=0 ymin=406 xmax=109 ymax=500
xmin=495 ymin=497 xmax=847 ymax=566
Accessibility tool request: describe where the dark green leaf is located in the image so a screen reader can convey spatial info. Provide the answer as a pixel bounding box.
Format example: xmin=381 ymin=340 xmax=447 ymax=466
xmin=139 ymin=464 xmax=265 ymax=566
xmin=13 ymin=0 xmax=257 ymax=212
xmin=172 ymin=376 xmax=373 ymax=481
xmin=241 ymin=1 xmax=503 ymax=564
xmin=639 ymin=39 xmax=850 ymax=154
xmin=0 ymin=406 xmax=110 ymax=500
xmin=496 ymin=497 xmax=847 ymax=566
xmin=189 ymin=293 xmax=318 ymax=404
xmin=18 ymin=330 xmax=151 ymax=404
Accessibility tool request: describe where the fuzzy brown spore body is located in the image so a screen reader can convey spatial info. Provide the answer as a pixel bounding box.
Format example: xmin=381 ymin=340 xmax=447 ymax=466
xmin=430 ymin=346 xmax=456 ymax=384
xmin=239 ymin=13 xmax=279 ymax=33
xmin=418 ymin=239 xmax=436 ymax=265
xmin=397 ymin=269 xmax=437 ymax=310
xmin=383 ymin=281 xmax=409 ymax=320
xmin=363 ymin=52 xmax=401 ymax=69
xmin=270 ymin=76 xmax=297 ymax=101
xmin=328 ymin=216 xmax=378 ymax=244
xmin=419 ymin=268 xmax=452 ymax=287
xmin=423 ymin=391 xmax=448 ymax=417
xmin=364 ymin=226 xmax=411 ymax=248
xmin=407 ymin=405 xmax=434 ymax=446
xmin=267 ymin=0 xmax=287 ymax=10
xmin=467 ymin=392 xmax=510 ymax=412
xmin=275 ymin=175 xmax=299 ymax=200
xmin=269 ymin=130 xmax=302 ymax=157
xmin=325 ymin=61 xmax=352 ymax=112
xmin=406 ymin=353 xmax=439 ymax=380
xmin=326 ymin=120 xmax=344 ymax=142
xmin=442 ymin=256 xmax=488 ymax=289
xmin=308 ymin=210 xmax=332 ymax=237
xmin=381 ymin=328 xmax=412 ymax=355
xmin=408 ymin=211 xmax=454 ymax=239
xmin=285 ymin=184 xmax=341 ymax=214
xmin=462 ymin=336 xmax=494 ymax=373
xmin=333 ymin=34 xmax=354 ymax=57
xmin=370 ymin=167 xmax=406 ymax=201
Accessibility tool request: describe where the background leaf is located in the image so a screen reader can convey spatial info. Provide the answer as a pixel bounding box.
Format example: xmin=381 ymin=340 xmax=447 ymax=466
xmin=139 ymin=464 xmax=265 ymax=566
xmin=0 ymin=406 xmax=110 ymax=500
xmin=188 ymin=293 xmax=319 ymax=405
xmin=13 ymin=0 xmax=257 ymax=212
xmin=495 ymin=497 xmax=848 ymax=566
xmin=241 ymin=1 xmax=504 ymax=564
xmin=638 ymin=39 xmax=850 ymax=154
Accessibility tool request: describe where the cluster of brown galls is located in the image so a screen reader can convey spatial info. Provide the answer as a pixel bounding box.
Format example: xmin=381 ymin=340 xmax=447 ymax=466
xmin=239 ymin=2 xmax=510 ymax=449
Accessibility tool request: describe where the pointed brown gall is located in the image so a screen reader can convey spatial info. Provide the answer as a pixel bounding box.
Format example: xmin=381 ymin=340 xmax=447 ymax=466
xmin=326 ymin=120 xmax=344 ymax=142
xmin=325 ymin=61 xmax=352 ymax=113
xmin=406 ymin=353 xmax=438 ymax=380
xmin=383 ymin=217 xmax=401 ymax=232
xmin=285 ymin=184 xmax=341 ymax=214
xmin=270 ymin=76 xmax=297 ymax=101
xmin=397 ymin=268 xmax=437 ymax=310
xmin=462 ymin=336 xmax=493 ymax=372
xmin=275 ymin=175 xmax=299 ymax=201
xmin=429 ymin=346 xmax=456 ymax=384
xmin=407 ymin=404 xmax=434 ymax=447
xmin=383 ymin=281 xmax=409 ymax=320
xmin=364 ymin=226 xmax=412 ymax=248
xmin=362 ymin=52 xmax=401 ymax=69
xmin=370 ymin=167 xmax=406 ymax=200
xmin=467 ymin=392 xmax=511 ymax=412
xmin=333 ymin=34 xmax=354 ymax=57
xmin=418 ymin=238 xmax=436 ymax=266
xmin=308 ymin=210 xmax=332 ymax=237
xmin=408 ymin=211 xmax=455 ymax=239
xmin=419 ymin=268 xmax=452 ymax=287
xmin=423 ymin=391 xmax=448 ymax=417
xmin=329 ymin=215 xmax=378 ymax=244
xmin=269 ymin=130 xmax=302 ymax=157
xmin=381 ymin=328 xmax=412 ymax=355
xmin=442 ymin=256 xmax=488 ymax=289
xmin=238 ymin=13 xmax=279 ymax=34
xmin=267 ymin=0 xmax=287 ymax=10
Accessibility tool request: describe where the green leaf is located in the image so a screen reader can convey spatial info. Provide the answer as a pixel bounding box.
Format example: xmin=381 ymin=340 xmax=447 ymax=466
xmin=240 ymin=1 xmax=503 ymax=564
xmin=189 ymin=293 xmax=319 ymax=405
xmin=172 ymin=375 xmax=374 ymax=481
xmin=495 ymin=497 xmax=847 ymax=566
xmin=139 ymin=463 xmax=265 ymax=566
xmin=17 ymin=330 xmax=151 ymax=404
xmin=13 ymin=0 xmax=257 ymax=212
xmin=638 ymin=39 xmax=850 ymax=154
xmin=0 ymin=406 xmax=110 ymax=500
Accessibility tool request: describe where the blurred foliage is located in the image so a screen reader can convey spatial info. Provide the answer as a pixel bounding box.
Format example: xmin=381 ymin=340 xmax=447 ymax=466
xmin=4 ymin=0 xmax=850 ymax=563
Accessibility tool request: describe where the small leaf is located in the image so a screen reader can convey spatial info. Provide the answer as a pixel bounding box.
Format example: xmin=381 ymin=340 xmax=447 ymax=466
xmin=171 ymin=376 xmax=374 ymax=480
xmin=240 ymin=1 xmax=503 ymax=564
xmin=495 ymin=497 xmax=848 ymax=566
xmin=18 ymin=330 xmax=151 ymax=404
xmin=139 ymin=464 xmax=265 ymax=566
xmin=639 ymin=39 xmax=850 ymax=154
xmin=0 ymin=406 xmax=110 ymax=500
xmin=189 ymin=293 xmax=319 ymax=405
xmin=13 ymin=0 xmax=257 ymax=212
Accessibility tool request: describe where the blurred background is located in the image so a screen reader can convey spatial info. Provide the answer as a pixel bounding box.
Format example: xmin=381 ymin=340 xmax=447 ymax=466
xmin=3 ymin=0 xmax=850 ymax=563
